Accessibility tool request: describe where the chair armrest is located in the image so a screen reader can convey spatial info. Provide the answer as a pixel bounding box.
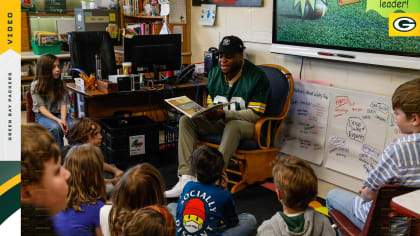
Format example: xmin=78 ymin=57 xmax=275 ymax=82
xmin=254 ymin=115 xmax=286 ymax=149
xmin=329 ymin=209 xmax=361 ymax=236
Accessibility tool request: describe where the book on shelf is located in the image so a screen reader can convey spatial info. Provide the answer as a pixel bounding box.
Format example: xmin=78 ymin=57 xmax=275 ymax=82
xmin=164 ymin=96 xmax=231 ymax=118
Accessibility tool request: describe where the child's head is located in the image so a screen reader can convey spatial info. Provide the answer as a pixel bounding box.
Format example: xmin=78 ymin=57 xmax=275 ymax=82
xmin=272 ymin=156 xmax=317 ymax=211
xmin=191 ymin=146 xmax=224 ymax=184
xmin=392 ymin=78 xmax=420 ymax=134
xmin=67 ymin=118 xmax=102 ymax=146
xmin=21 ymin=123 xmax=71 ymax=216
xmin=110 ymin=163 xmax=166 ymax=233
xmin=64 ymin=144 xmax=106 ymax=211
xmin=36 ymin=53 xmax=61 ymax=80
xmin=113 ymin=206 xmax=175 ymax=236
xmin=34 ymin=53 xmax=65 ymax=102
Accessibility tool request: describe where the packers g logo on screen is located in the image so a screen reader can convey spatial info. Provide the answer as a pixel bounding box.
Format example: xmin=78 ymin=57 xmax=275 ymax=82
xmin=389 ymin=13 xmax=420 ymax=36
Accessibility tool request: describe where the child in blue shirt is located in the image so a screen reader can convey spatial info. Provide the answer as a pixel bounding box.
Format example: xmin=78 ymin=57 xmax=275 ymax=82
xmin=327 ymin=78 xmax=420 ymax=234
xmin=168 ymin=145 xmax=257 ymax=236
xmin=53 ymin=144 xmax=107 ymax=236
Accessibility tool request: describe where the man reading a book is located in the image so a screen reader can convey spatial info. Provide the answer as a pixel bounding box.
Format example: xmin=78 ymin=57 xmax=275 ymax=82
xmin=165 ymin=35 xmax=270 ymax=198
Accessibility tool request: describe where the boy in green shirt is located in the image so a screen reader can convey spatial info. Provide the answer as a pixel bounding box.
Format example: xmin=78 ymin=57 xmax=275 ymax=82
xmin=258 ymin=156 xmax=335 ymax=236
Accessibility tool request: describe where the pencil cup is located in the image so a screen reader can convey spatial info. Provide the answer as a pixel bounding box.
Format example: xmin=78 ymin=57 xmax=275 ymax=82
xmin=122 ymin=62 xmax=132 ymax=75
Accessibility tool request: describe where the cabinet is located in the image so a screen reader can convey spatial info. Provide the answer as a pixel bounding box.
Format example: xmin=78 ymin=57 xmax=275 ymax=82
xmin=119 ymin=0 xmax=191 ymax=64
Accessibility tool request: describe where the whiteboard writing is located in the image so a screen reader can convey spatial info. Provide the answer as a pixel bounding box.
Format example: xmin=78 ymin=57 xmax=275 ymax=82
xmin=278 ymin=81 xmax=330 ymax=165
xmin=277 ymin=81 xmax=405 ymax=180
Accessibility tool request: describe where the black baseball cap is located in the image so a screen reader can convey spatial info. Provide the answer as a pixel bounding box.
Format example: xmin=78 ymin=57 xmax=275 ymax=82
xmin=218 ymin=36 xmax=245 ymax=55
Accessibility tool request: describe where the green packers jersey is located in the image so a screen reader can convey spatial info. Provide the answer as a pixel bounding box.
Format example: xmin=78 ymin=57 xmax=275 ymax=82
xmin=207 ymin=59 xmax=270 ymax=116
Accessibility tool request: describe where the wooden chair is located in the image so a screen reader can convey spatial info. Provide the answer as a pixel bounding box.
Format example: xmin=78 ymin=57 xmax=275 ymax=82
xmin=26 ymin=91 xmax=35 ymax=123
xmin=329 ymin=185 xmax=420 ymax=236
xmin=197 ymin=64 xmax=294 ymax=194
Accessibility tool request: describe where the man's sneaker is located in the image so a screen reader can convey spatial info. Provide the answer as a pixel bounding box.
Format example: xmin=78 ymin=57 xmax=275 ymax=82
xmin=165 ymin=175 xmax=196 ymax=198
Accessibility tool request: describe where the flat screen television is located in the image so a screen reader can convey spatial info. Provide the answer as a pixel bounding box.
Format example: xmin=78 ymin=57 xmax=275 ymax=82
xmin=271 ymin=0 xmax=420 ymax=70
xmin=124 ymin=34 xmax=181 ymax=80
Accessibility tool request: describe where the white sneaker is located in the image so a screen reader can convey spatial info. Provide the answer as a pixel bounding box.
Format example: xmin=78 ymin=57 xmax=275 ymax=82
xmin=165 ymin=175 xmax=196 ymax=198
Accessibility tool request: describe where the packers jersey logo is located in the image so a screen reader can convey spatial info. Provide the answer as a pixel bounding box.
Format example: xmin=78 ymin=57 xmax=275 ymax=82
xmin=214 ymin=96 xmax=246 ymax=110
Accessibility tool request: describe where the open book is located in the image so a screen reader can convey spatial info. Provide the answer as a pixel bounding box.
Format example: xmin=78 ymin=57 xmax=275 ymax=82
xmin=164 ymin=96 xmax=230 ymax=118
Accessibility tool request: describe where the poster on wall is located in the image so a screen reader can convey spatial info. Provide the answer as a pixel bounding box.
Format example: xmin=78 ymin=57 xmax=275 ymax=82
xmin=192 ymin=0 xmax=262 ymax=7
xmin=324 ymin=89 xmax=395 ymax=180
xmin=278 ymin=81 xmax=330 ymax=165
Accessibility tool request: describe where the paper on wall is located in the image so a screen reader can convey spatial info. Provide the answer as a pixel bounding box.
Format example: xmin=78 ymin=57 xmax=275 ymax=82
xmin=160 ymin=3 xmax=170 ymax=16
xmin=169 ymin=0 xmax=187 ymax=24
xmin=200 ymin=4 xmax=216 ymax=26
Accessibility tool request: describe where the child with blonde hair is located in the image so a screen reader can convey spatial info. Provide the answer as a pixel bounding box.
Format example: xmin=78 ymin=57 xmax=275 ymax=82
xmin=64 ymin=117 xmax=124 ymax=187
xmin=113 ymin=205 xmax=175 ymax=236
xmin=257 ymin=156 xmax=335 ymax=236
xmin=53 ymin=144 xmax=107 ymax=236
xmin=100 ymin=163 xmax=167 ymax=236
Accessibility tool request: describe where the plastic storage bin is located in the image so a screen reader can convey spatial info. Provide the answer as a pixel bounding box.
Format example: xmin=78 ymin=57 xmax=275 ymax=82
xmin=30 ymin=40 xmax=62 ymax=55
xmin=100 ymin=115 xmax=159 ymax=170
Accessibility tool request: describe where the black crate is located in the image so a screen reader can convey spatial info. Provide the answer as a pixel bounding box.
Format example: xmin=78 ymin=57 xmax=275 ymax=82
xmin=99 ymin=116 xmax=159 ymax=170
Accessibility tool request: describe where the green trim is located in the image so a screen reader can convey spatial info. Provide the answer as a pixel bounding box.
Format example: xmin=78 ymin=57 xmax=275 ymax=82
xmin=0 ymin=162 xmax=20 ymax=186
xmin=0 ymin=183 xmax=20 ymax=226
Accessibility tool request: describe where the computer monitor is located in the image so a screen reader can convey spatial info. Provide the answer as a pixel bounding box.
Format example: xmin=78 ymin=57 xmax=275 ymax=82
xmin=124 ymin=34 xmax=181 ymax=80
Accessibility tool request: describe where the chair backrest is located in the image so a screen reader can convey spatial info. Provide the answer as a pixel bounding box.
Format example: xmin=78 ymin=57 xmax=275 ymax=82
xmin=68 ymin=31 xmax=116 ymax=80
xmin=26 ymin=91 xmax=35 ymax=123
xmin=363 ymin=184 xmax=420 ymax=236
xmin=257 ymin=65 xmax=292 ymax=117
xmin=256 ymin=64 xmax=294 ymax=146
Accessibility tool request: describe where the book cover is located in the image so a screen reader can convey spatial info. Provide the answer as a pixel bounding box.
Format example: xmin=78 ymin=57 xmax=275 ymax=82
xmin=164 ymin=96 xmax=229 ymax=118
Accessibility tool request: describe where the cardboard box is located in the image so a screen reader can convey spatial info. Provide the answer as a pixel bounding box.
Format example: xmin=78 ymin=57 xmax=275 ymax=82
xmin=96 ymin=80 xmax=118 ymax=94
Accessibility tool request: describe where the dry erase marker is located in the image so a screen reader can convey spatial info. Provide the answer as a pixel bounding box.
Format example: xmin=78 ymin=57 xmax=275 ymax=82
xmin=318 ymin=52 xmax=334 ymax=56
xmin=336 ymin=54 xmax=355 ymax=59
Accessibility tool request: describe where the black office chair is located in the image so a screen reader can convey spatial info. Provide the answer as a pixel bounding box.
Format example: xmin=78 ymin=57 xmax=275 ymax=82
xmin=68 ymin=31 xmax=117 ymax=80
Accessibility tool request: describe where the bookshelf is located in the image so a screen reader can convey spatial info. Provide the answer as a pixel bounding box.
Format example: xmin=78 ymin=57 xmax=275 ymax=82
xmin=119 ymin=0 xmax=191 ymax=64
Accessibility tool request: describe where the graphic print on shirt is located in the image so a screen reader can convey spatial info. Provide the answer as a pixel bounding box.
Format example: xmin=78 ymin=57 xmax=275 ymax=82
xmin=182 ymin=198 xmax=205 ymax=233
xmin=176 ymin=190 xmax=218 ymax=235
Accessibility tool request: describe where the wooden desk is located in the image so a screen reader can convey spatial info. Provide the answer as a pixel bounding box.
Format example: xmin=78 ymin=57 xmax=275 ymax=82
xmin=67 ymin=81 xmax=208 ymax=118
xmin=391 ymin=189 xmax=420 ymax=219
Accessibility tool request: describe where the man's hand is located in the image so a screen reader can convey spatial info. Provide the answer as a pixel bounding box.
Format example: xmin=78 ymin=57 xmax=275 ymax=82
xmin=358 ymin=185 xmax=376 ymax=201
xmin=203 ymin=109 xmax=225 ymax=121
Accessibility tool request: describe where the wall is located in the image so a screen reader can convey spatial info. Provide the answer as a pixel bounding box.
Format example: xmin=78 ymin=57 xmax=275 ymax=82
xmin=189 ymin=2 xmax=420 ymax=191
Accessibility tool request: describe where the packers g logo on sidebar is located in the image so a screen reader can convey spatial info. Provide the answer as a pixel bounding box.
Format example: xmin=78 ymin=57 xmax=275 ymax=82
xmin=389 ymin=13 xmax=420 ymax=36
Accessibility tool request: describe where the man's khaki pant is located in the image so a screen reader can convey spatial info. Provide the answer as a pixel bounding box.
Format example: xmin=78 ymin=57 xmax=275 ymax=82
xmin=177 ymin=115 xmax=255 ymax=176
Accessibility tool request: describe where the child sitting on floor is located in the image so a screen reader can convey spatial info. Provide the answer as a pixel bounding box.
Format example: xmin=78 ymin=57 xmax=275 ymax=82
xmin=64 ymin=117 xmax=124 ymax=185
xmin=53 ymin=144 xmax=107 ymax=236
xmin=100 ymin=163 xmax=167 ymax=236
xmin=21 ymin=123 xmax=71 ymax=235
xmin=168 ymin=145 xmax=257 ymax=236
xmin=257 ymin=155 xmax=335 ymax=236
xmin=112 ymin=205 xmax=175 ymax=236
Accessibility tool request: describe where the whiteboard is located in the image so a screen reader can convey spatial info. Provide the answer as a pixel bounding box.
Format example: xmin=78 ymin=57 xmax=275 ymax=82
xmin=278 ymin=81 xmax=330 ymax=165
xmin=277 ymin=81 xmax=405 ymax=180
